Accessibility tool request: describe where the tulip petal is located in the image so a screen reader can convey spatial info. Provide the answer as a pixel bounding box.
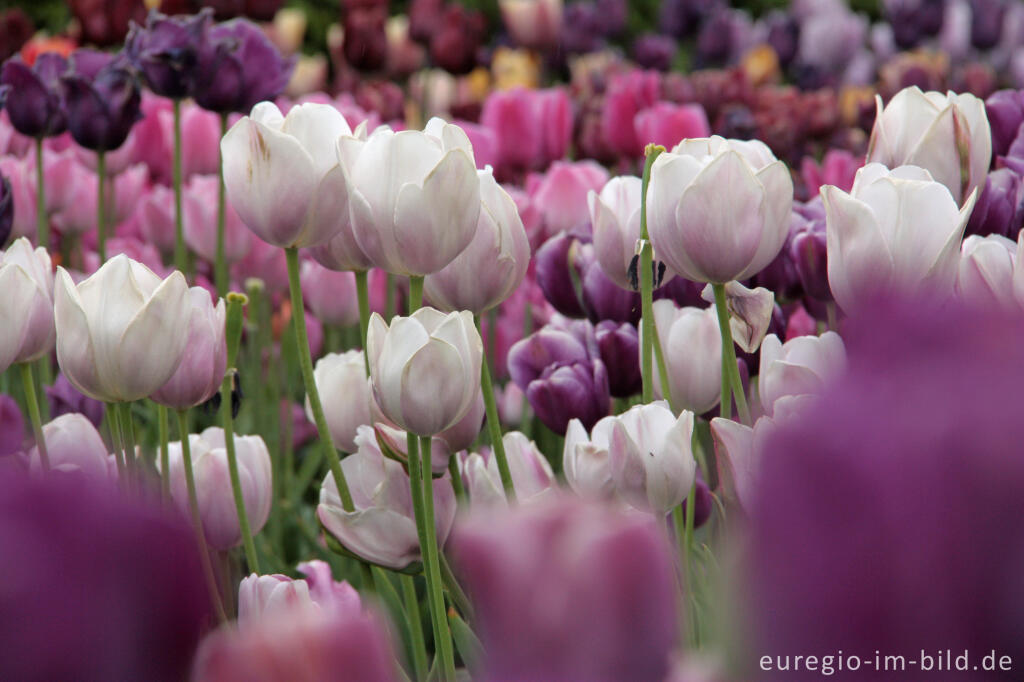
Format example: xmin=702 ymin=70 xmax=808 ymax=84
xmin=399 ymin=338 xmax=468 ymax=435
xmin=710 ymin=417 xmax=754 ymax=507
xmin=281 ymin=103 xmax=353 ymax=178
xmin=822 ymin=185 xmax=895 ymax=313
xmin=53 ymin=267 xmax=105 ymax=400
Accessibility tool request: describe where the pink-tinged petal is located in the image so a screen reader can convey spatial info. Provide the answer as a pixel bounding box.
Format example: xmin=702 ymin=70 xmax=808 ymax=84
xmin=822 ymin=185 xmax=895 ymax=314
xmin=399 ymin=338 xmax=468 ymax=435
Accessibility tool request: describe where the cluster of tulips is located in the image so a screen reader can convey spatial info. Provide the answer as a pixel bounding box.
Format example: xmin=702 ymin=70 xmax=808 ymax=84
xmin=4 ymin=2 xmax=1024 ymax=681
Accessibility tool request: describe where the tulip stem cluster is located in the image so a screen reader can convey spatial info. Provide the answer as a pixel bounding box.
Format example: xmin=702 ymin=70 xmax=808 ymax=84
xmin=476 ymin=315 xmax=516 ymax=499
xmin=400 ymin=572 xmax=430 ymax=680
xmin=34 ymin=138 xmax=47 ymax=250
xmin=214 ymin=113 xmax=229 ymax=296
xmin=284 ymin=247 xmax=355 ymax=511
xmin=19 ymin=363 xmax=49 ymax=472
xmin=96 ymin=152 xmax=107 ymax=264
xmin=157 ymin=404 xmax=170 ymax=502
xmin=711 ymin=283 xmax=751 ymax=424
xmin=639 ymin=144 xmax=664 ymax=404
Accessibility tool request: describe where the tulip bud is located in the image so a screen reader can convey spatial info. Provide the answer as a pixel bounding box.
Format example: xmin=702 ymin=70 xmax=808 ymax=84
xmin=151 ymin=288 xmax=227 ymax=410
xmin=480 ymin=87 xmax=572 ymax=176
xmin=61 ymin=49 xmax=141 ymax=153
xmin=758 ymin=332 xmax=846 ymax=416
xmin=562 ymin=417 xmax=615 ymax=501
xmin=461 ymin=431 xmax=555 ymax=507
xmin=307 ymin=350 xmax=373 ymax=453
xmin=165 ymin=427 xmax=273 ymax=551
xmin=0 ymin=52 xmax=68 ymax=138
xmin=594 ymin=320 xmax=641 ymax=398
xmin=642 ymin=300 xmax=722 ymax=415
xmin=601 ymin=70 xmax=661 ymax=158
xmin=534 ymin=231 xmax=587 ymax=318
xmin=589 ymin=175 xmax=647 ymax=291
xmin=647 ymin=136 xmax=794 ymax=284
xmin=964 ymin=168 xmax=1024 ymax=238
xmin=366 ymin=308 xmax=482 ymax=437
xmin=633 ymin=102 xmax=711 ymax=151
xmin=29 ymin=413 xmax=113 ymax=480
xmin=0 ymin=237 xmax=54 ymax=371
xmin=55 ymin=254 xmax=190 ymax=402
xmin=124 ymin=9 xmax=212 ymax=99
xmin=183 ymin=174 xmax=252 ymax=265
xmin=318 ymin=425 xmax=456 ymax=570
xmin=300 ymin=261 xmax=360 ymax=328
xmin=529 ymin=160 xmax=609 ymax=239
xmin=237 ymin=573 xmax=317 ymax=627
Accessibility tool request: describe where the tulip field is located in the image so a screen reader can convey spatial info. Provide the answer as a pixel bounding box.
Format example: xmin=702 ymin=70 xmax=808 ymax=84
xmin=3 ymin=0 xmax=1024 ymax=680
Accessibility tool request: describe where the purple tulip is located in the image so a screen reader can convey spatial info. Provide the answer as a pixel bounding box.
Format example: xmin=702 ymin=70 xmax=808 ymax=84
xmin=0 ymin=171 xmax=11 ymax=247
xmin=789 ymin=209 xmax=832 ymax=301
xmin=660 ymin=0 xmax=725 ymax=39
xmin=0 ymin=53 xmax=68 ymax=138
xmin=61 ymin=49 xmax=141 ymax=152
xmin=631 ymin=34 xmax=677 ymax=72
xmin=763 ymin=10 xmax=800 ymax=67
xmin=451 ymin=495 xmax=679 ymax=682
xmin=0 ymin=468 xmax=211 ymax=681
xmin=0 ymin=394 xmax=23 ymax=456
xmin=884 ymin=0 xmax=944 ymax=49
xmin=46 ymin=372 xmax=105 ymax=428
xmin=577 ymin=243 xmax=641 ymax=324
xmin=964 ymin=167 xmax=1024 ymax=238
xmin=986 ymin=89 xmax=1024 ymax=159
xmin=535 ymin=231 xmax=588 ymax=318
xmin=594 ymin=320 xmax=641 ymax=398
xmin=745 ymin=299 xmax=1024 ymax=678
xmin=970 ymin=0 xmax=1006 ymax=49
xmin=193 ymin=18 xmax=294 ymax=114
xmin=560 ymin=3 xmax=605 ymax=54
xmin=125 ymin=9 xmax=213 ymax=99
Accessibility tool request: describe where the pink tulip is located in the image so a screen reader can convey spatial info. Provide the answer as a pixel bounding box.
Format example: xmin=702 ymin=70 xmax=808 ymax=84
xmin=39 ymin=148 xmax=79 ymax=215
xmin=299 ymin=260 xmax=359 ymax=327
xmin=158 ymin=102 xmax=221 ymax=179
xmin=500 ymin=0 xmax=563 ymax=50
xmin=183 ymin=174 xmax=252 ymax=265
xmin=633 ymin=101 xmax=710 ymax=151
xmin=151 ymin=288 xmax=227 ymax=410
xmin=601 ymin=70 xmax=661 ymax=158
xmin=481 ymin=87 xmax=572 ymax=177
xmin=527 ymin=160 xmax=609 ymax=239
xmin=800 ymin=148 xmax=862 ymax=198
xmin=28 ymin=413 xmax=112 ymax=480
xmin=137 ymin=184 xmax=177 ymax=254
xmin=0 ymin=156 xmax=35 ymax=240
xmin=454 ymin=119 xmax=498 ymax=170
xmin=231 ymin=235 xmax=290 ymax=295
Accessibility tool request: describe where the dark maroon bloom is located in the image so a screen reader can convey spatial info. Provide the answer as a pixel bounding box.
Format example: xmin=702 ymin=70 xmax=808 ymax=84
xmin=125 ymin=9 xmax=213 ymax=99
xmin=986 ymin=89 xmax=1024 ymax=160
xmin=0 ymin=171 xmax=12 ymax=247
xmin=965 ymin=168 xmax=1024 ymax=238
xmin=47 ymin=373 xmax=105 ymax=429
xmin=452 ymin=496 xmax=679 ymax=682
xmin=745 ymin=300 xmax=1024 ymax=680
xmin=69 ymin=0 xmax=148 ymax=47
xmin=430 ymin=5 xmax=485 ymax=76
xmin=408 ymin=0 xmax=444 ymax=44
xmin=594 ymin=320 xmax=641 ymax=398
xmin=193 ymin=18 xmax=294 ymax=114
xmin=0 ymin=468 xmax=212 ymax=681
xmin=61 ymin=49 xmax=142 ymax=152
xmin=0 ymin=53 xmax=69 ymax=138
xmin=342 ymin=0 xmax=389 ymax=72
xmin=660 ymin=0 xmax=725 ymax=39
xmin=0 ymin=9 xmax=33 ymax=63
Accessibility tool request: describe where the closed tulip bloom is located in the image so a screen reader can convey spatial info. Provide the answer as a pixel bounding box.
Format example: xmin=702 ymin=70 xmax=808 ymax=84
xmin=222 ymin=102 xmax=353 ymax=249
xmin=480 ymin=87 xmax=572 ymax=175
xmin=643 ymin=300 xmax=722 ymax=414
xmin=366 ymin=307 xmax=482 ymax=436
xmin=589 ymin=175 xmax=648 ymax=291
xmin=956 ymin=233 xmax=1022 ymax=310
xmin=138 ymin=184 xmax=177 ymax=254
xmin=300 ymin=261 xmax=359 ymax=327
xmin=500 ymin=0 xmax=562 ymax=49
xmin=822 ymin=164 xmax=976 ymax=315
xmin=124 ymin=9 xmax=212 ymax=99
xmin=0 ymin=156 xmax=35 ymax=241
xmin=318 ymin=424 xmax=456 ymax=570
xmin=633 ymin=102 xmax=711 ymax=151
xmin=563 ymin=417 xmax=615 ymax=501
xmin=55 ymin=255 xmax=190 ymax=402
xmin=964 ymin=168 xmax=1024 ymax=238
xmin=307 ymin=350 xmax=373 ymax=453
xmin=238 ymin=564 xmax=361 ymax=627
xmin=0 ymin=52 xmax=68 ymax=138
xmin=647 ymin=135 xmax=794 ymax=284
xmin=347 ymin=118 xmax=480 ymax=276
xmin=296 ymin=560 xmax=362 ymax=614
xmin=61 ymin=49 xmax=141 ymax=152
xmin=758 ymin=332 xmax=846 ymax=416
xmin=165 ymin=427 xmax=272 ymax=551
xmin=0 ymin=172 xmax=11 ymax=246
xmin=46 ymin=373 xmax=104 ymax=428
xmin=594 ymin=320 xmax=641 ymax=398
xmin=183 ymin=174 xmax=252 ymax=264
xmin=601 ymin=70 xmax=661 ymax=158
xmin=462 ymin=431 xmax=556 ymax=507
xmin=28 ymin=413 xmax=112 ymax=480
xmin=0 ymin=237 xmax=55 ymax=370
xmin=867 ymin=86 xmax=991 ymax=205
xmin=984 ymin=88 xmax=1024 ymax=158
xmin=151 ymin=288 xmax=226 ymax=410
xmin=424 ymin=168 xmax=530 ymax=314
xmin=530 ymin=160 xmax=609 ymax=238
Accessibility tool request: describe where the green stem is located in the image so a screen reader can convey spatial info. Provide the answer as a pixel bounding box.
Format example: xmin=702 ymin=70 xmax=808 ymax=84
xmin=408 ymin=275 xmax=423 ymax=312
xmin=447 ymin=456 xmax=466 ymax=503
xmin=652 ymin=322 xmax=675 ymax=412
xmin=20 ymin=363 xmax=49 ymax=472
xmin=118 ymin=401 xmax=136 ymax=483
xmin=285 ymin=247 xmax=354 ymax=511
xmin=711 ymin=283 xmax=751 ymax=425
xmin=157 ymin=403 xmax=170 ymax=502
xmin=638 ymin=145 xmax=663 ymax=404
xmin=176 ymin=409 xmax=228 ymax=623
xmin=35 ymin=137 xmax=48 ymax=249
xmin=107 ymin=402 xmax=125 ymax=478
xmin=215 ymin=112 xmax=229 ymax=295
xmin=400 ymin=573 xmax=430 ymax=681
xmin=476 ymin=315 xmax=515 ymax=500
xmin=356 ymin=269 xmax=371 ymax=376
xmin=173 ymin=99 xmax=187 ymax=275
xmin=97 ymin=151 xmax=107 ymax=264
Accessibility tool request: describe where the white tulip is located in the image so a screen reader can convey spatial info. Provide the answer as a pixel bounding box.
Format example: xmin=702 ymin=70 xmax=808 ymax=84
xmin=0 ymin=237 xmax=55 ymax=371
xmin=758 ymin=332 xmax=846 ymax=416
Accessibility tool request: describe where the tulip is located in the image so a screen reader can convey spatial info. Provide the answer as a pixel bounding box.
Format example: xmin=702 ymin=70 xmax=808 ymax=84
xmin=232 ymin=235 xmax=289 ymax=295
xmin=151 ymin=288 xmax=227 ymax=410
xmin=0 ymin=237 xmax=54 ymax=371
xmin=124 ymin=9 xmax=212 ymax=99
xmin=508 ymin=321 xmax=611 ymax=434
xmin=342 ymin=0 xmax=388 ymax=72
xmin=867 ymin=86 xmax=991 ymax=205
xmin=0 ymin=394 xmax=23 ymax=456
xmin=183 ymin=174 xmax=252 ymax=264
xmin=758 ymin=332 xmax=846 ymax=415
xmin=27 ymin=412 xmax=113 ymax=479
xmin=318 ymin=424 xmax=456 ymax=570
xmin=165 ymin=427 xmax=272 ymax=551
xmin=366 ymin=307 xmax=482 ymax=436
xmin=822 ymin=163 xmax=976 ymax=315
xmin=963 ymin=167 xmax=1024 ymax=238
xmin=461 ymin=431 xmax=556 ymax=507
xmin=54 ymin=254 xmax=190 ymax=403
xmin=633 ymin=102 xmax=711 ymax=151
xmin=0 ymin=171 xmax=11 ymax=246
xmin=158 ymin=103 xmax=222 ymax=180
xmin=601 ymin=70 xmax=661 ymax=158
xmin=424 ymin=168 xmax=530 ymax=314
xmin=299 ymin=260 xmax=359 ymax=328
xmin=789 ymin=207 xmax=832 ymax=301
xmin=193 ymin=18 xmax=295 ymax=114
xmin=500 ymin=0 xmax=562 ymax=50
xmin=647 ymin=136 xmax=794 ymax=284
xmin=799 ymin=149 xmax=861 ymax=199
xmin=985 ymin=88 xmax=1024 ymax=158
xmin=0 ymin=156 xmax=35 ymax=241
xmin=221 ymin=102 xmax=353 ymax=249
xmin=563 ymin=417 xmax=616 ymax=501
xmin=0 ymin=53 xmax=68 ymax=138
xmin=61 ymin=49 xmax=141 ymax=153
xmin=956 ymin=233 xmax=1022 ymax=310
xmin=137 ymin=183 xmax=177 ymax=255
xmin=372 ymin=420 xmax=469 ymax=475
xmin=632 ymin=34 xmax=678 ymax=71
xmin=306 ymin=350 xmax=373 ymax=453
xmin=429 ymin=5 xmax=486 ymax=75
xmin=480 ymin=87 xmax=572 ymax=176
xmin=643 ymin=300 xmax=722 ymax=414
xmin=237 ymin=573 xmax=317 ymax=627
xmin=451 ymin=496 xmax=679 ymax=682
xmin=346 ymin=118 xmax=480 ymax=276
xmin=534 ymin=231 xmax=588 ymax=318
xmin=46 ymin=373 xmax=104 ymax=428
xmin=594 ymin=320 xmax=641 ymax=398
xmin=589 ymin=175 xmax=645 ymax=291
xmin=296 ymin=559 xmax=363 ymax=614
xmin=699 ymin=280 xmax=775 ymax=353
xmin=529 ymin=160 xmax=609 ymax=240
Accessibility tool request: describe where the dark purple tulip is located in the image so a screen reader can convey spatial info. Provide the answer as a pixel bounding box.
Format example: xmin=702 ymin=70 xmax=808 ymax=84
xmin=452 ymin=496 xmax=679 ymax=682
xmin=124 ymin=9 xmax=213 ymax=99
xmin=631 ymin=34 xmax=677 ymax=72
xmin=0 ymin=53 xmax=69 ymax=138
xmin=0 ymin=394 xmax=24 ymax=456
xmin=763 ymin=10 xmax=799 ymax=67
xmin=577 ymin=243 xmax=640 ymax=324
xmin=660 ymin=0 xmax=725 ymax=40
xmin=654 ymin=275 xmax=706 ymax=308
xmin=342 ymin=0 xmax=388 ymax=72
xmin=0 ymin=172 xmax=12 ymax=247
xmin=884 ymin=0 xmax=944 ymax=48
xmin=535 ymin=231 xmax=587 ymax=318
xmin=594 ymin=320 xmax=641 ymax=398
xmin=679 ymin=473 xmax=712 ymax=529
xmin=61 ymin=49 xmax=142 ymax=152
xmin=192 ymin=18 xmax=294 ymax=114
xmin=47 ymin=372 xmax=105 ymax=428
xmin=970 ymin=0 xmax=1006 ymax=49
xmin=560 ymin=3 xmax=604 ymax=54
xmin=508 ymin=323 xmax=594 ymax=389
xmin=754 ymin=216 xmax=803 ymax=302
xmin=745 ymin=300 xmax=1024 ymax=678
xmin=965 ymin=167 xmax=1024 ymax=238
xmin=430 ymin=5 xmax=486 ymax=76
xmin=986 ymin=89 xmax=1024 ymax=159
xmin=0 ymin=468 xmax=211 ymax=681
xmin=593 ymin=0 xmax=627 ymax=37
xmin=790 ymin=211 xmax=832 ymax=301
xmin=409 ymin=0 xmax=444 ymax=44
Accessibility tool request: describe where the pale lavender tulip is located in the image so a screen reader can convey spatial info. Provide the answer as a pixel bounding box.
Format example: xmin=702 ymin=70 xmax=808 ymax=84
xmin=151 ymin=288 xmax=227 ymax=410
xmin=867 ymin=86 xmax=991 ymax=205
xmin=758 ymin=332 xmax=846 ymax=415
xmin=28 ymin=413 xmax=112 ymax=480
xmin=221 ymin=102 xmax=352 ymax=248
xmin=562 ymin=417 xmax=615 ymax=501
xmin=237 ymin=574 xmax=317 ymax=627
xmin=183 ymin=174 xmax=252 ymax=265
xmin=366 ymin=307 xmax=482 ymax=436
xmin=461 ymin=431 xmax=556 ymax=507
xmin=137 ymin=183 xmax=177 ymax=255
xmin=307 ymin=350 xmax=373 ymax=453
xmin=956 ymin=232 xmax=1023 ymax=310
xmin=642 ymin=300 xmax=722 ymax=414
xmin=500 ymin=0 xmax=563 ymax=50
xmin=299 ymin=260 xmax=359 ymax=327
xmin=822 ymin=164 xmax=975 ymax=314
xmin=0 ymin=156 xmax=35 ymax=240
xmin=372 ymin=422 xmax=460 ymax=475
xmin=54 ymin=254 xmax=190 ymax=402
xmin=424 ymin=167 xmax=530 ymax=314
xmin=164 ymin=427 xmax=273 ymax=551
xmin=529 ymin=160 xmax=609 ymax=239
xmin=0 ymin=237 xmax=54 ymax=370
xmin=318 ymin=424 xmax=456 ymax=570
xmin=588 ymin=175 xmax=652 ymax=291
xmin=647 ymin=136 xmax=793 ymax=284
xmin=296 ymin=560 xmax=362 ymax=614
